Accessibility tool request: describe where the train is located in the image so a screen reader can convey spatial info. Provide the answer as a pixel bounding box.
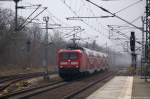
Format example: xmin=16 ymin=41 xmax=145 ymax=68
xmin=57 ymin=46 xmax=108 ymax=80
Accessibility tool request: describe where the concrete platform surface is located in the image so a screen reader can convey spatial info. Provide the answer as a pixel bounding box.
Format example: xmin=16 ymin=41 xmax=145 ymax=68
xmin=86 ymin=76 xmax=133 ymax=99
xmin=132 ymin=77 xmax=150 ymax=99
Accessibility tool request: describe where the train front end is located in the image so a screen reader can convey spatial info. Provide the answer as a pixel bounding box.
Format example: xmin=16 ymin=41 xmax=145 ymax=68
xmin=57 ymin=49 xmax=82 ymax=79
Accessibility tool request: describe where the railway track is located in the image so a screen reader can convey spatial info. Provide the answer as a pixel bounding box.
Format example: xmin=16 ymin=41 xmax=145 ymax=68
xmin=0 ymin=72 xmax=55 ymax=84
xmin=0 ymin=72 xmax=56 ymax=93
xmin=63 ymin=72 xmax=113 ymax=99
xmin=0 ymin=73 xmax=39 ymax=84
xmin=0 ymin=71 xmax=114 ymax=99
xmin=13 ymin=71 xmax=114 ymax=99
xmin=0 ymin=80 xmax=65 ymax=99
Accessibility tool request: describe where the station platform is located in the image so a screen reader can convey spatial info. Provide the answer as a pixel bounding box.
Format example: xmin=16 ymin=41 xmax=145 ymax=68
xmin=132 ymin=76 xmax=150 ymax=99
xmin=86 ymin=76 xmax=150 ymax=99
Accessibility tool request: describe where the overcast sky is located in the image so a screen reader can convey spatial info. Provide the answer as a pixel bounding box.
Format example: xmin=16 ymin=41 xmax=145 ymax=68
xmin=0 ymin=0 xmax=145 ymax=53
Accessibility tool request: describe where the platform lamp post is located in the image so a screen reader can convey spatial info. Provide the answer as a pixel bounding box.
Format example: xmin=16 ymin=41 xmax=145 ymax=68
xmin=43 ymin=16 xmax=50 ymax=80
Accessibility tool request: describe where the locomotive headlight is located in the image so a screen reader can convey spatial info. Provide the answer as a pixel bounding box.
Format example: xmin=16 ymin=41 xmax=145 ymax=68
xmin=60 ymin=62 xmax=67 ymax=65
xmin=60 ymin=66 xmax=63 ymax=68
xmin=75 ymin=66 xmax=79 ymax=68
xmin=71 ymin=62 xmax=78 ymax=65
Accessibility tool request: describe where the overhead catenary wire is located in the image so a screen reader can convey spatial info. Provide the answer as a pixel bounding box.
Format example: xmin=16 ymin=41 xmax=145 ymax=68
xmin=81 ymin=0 xmax=107 ymax=34
xmin=109 ymin=26 xmax=142 ymax=45
xmin=86 ymin=0 xmax=142 ymax=31
xmin=62 ymin=30 xmax=76 ymax=37
xmin=114 ymin=0 xmax=143 ymax=14
xmin=76 ymin=1 xmax=132 ymax=46
xmin=81 ymin=0 xmax=107 ymax=32
xmin=44 ymin=9 xmax=84 ymax=39
xmin=18 ymin=4 xmax=41 ymax=29
xmin=19 ymin=7 xmax=47 ymax=30
xmin=64 ymin=29 xmax=85 ymax=38
xmin=130 ymin=15 xmax=143 ymax=24
xmin=64 ymin=0 xmax=143 ymax=47
xmin=60 ymin=0 xmax=131 ymax=51
xmin=60 ymin=0 xmax=109 ymax=38
xmin=45 ymin=10 xmax=70 ymax=27
xmin=45 ymin=9 xmax=75 ymax=38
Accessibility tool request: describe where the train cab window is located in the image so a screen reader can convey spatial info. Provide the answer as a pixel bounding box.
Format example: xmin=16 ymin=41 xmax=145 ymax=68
xmin=61 ymin=52 xmax=78 ymax=60
xmin=70 ymin=52 xmax=78 ymax=60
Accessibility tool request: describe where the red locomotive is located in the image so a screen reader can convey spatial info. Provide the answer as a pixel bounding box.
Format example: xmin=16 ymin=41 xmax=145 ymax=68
xmin=57 ymin=46 xmax=108 ymax=80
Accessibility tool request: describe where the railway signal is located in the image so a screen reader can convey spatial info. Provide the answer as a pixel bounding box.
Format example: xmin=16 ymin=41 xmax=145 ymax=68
xmin=130 ymin=32 xmax=135 ymax=52
xmin=130 ymin=31 xmax=137 ymax=75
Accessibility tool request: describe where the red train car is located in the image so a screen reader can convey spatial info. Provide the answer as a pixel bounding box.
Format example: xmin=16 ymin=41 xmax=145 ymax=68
xmin=57 ymin=47 xmax=108 ymax=79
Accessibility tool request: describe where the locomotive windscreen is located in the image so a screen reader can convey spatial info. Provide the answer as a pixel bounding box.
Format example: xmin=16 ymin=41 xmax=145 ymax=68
xmin=61 ymin=52 xmax=78 ymax=60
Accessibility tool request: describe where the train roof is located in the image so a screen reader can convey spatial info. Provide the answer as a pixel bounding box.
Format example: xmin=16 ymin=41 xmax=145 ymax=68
xmin=58 ymin=49 xmax=82 ymax=53
xmin=83 ymin=47 xmax=108 ymax=57
xmin=58 ymin=47 xmax=107 ymax=57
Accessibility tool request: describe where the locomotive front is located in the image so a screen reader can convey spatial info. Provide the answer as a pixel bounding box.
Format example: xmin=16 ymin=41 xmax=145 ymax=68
xmin=57 ymin=49 xmax=82 ymax=79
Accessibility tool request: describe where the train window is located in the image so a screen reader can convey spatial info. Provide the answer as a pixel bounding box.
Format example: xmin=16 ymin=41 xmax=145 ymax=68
xmin=70 ymin=52 xmax=78 ymax=60
xmin=62 ymin=53 xmax=69 ymax=60
xmin=61 ymin=52 xmax=78 ymax=60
